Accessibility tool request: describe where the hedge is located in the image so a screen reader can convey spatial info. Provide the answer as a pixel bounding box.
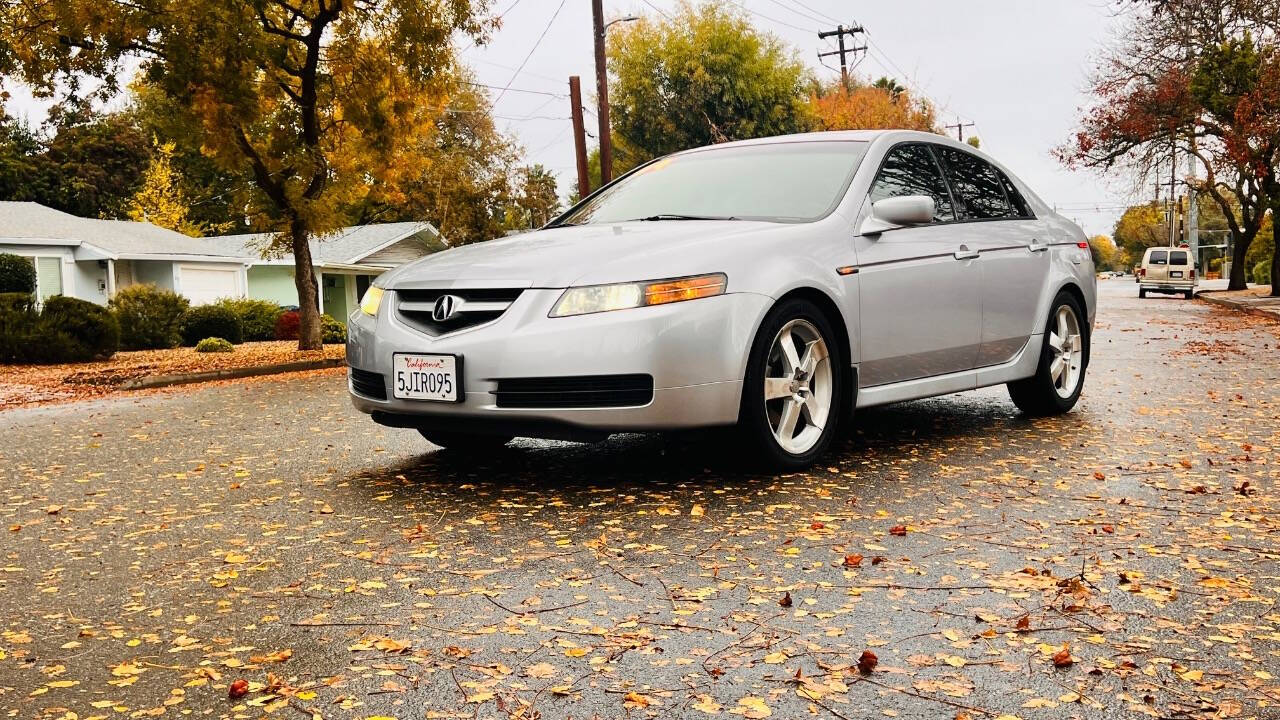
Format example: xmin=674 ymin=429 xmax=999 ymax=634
xmin=110 ymin=284 xmax=190 ymax=350
xmin=195 ymin=337 xmax=234 ymax=353
xmin=274 ymin=310 xmax=301 ymax=340
xmin=181 ymin=305 xmax=243 ymax=346
xmin=0 ymin=254 xmax=36 ymax=294
xmin=0 ymin=293 xmax=119 ymax=364
xmin=213 ymin=298 xmax=283 ymax=341
xmin=1252 ymin=260 xmax=1271 ymax=286
xmin=321 ymin=314 xmax=346 ymax=344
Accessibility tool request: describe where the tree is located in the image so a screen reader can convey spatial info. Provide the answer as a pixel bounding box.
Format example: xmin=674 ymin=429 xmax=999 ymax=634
xmin=1 ymin=0 xmax=492 ymax=349
xmin=608 ymin=3 xmax=815 ymax=162
xmin=127 ymin=140 xmax=205 ymax=236
xmin=871 ymin=77 xmax=906 ymax=101
xmin=810 ymin=77 xmax=940 ymax=133
xmin=0 ymin=112 xmax=41 ymax=204
xmin=1058 ymin=0 xmax=1280 ymax=291
xmin=1113 ymin=202 xmax=1172 ymax=259
xmin=352 ymin=78 xmax=519 ymax=246
xmin=502 ymin=164 xmax=560 ymax=231
xmin=1088 ymin=234 xmax=1124 ymax=271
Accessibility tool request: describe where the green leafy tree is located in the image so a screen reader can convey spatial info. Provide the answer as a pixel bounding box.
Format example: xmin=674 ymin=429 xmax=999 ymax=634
xmin=608 ymin=3 xmax=815 ymax=162
xmin=1 ymin=0 xmax=492 ymax=349
xmin=507 ymin=164 xmax=560 ymax=231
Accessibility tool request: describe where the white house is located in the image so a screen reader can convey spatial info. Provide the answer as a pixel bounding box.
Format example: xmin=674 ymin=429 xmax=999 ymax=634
xmin=0 ymin=201 xmax=444 ymax=317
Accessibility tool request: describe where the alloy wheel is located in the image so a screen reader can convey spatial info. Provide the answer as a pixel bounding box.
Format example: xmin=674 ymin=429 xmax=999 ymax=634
xmin=1048 ymin=305 xmax=1083 ymax=399
xmin=763 ymin=319 xmax=833 ymax=455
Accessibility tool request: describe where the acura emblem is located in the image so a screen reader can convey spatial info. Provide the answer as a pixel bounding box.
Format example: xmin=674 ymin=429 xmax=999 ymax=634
xmin=432 ymin=294 xmax=462 ymax=322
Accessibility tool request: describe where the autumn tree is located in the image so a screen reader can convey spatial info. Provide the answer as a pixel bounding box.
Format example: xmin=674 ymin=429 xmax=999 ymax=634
xmin=502 ymin=164 xmax=560 ymax=231
xmin=1059 ymin=0 xmax=1280 ymax=291
xmin=0 ymin=0 xmax=492 ymax=349
xmin=126 ymin=140 xmax=206 ymax=236
xmin=608 ymin=3 xmax=814 ymax=162
xmin=352 ymin=78 xmax=518 ymax=245
xmin=810 ymin=77 xmax=940 ymax=133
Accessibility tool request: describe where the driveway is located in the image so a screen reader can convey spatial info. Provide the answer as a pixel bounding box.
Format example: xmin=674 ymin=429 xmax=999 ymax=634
xmin=2 ymin=278 xmax=1276 ymax=719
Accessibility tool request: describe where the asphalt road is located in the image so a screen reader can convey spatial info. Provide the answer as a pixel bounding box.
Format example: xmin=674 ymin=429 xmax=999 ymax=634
xmin=3 ymin=279 xmax=1278 ymax=720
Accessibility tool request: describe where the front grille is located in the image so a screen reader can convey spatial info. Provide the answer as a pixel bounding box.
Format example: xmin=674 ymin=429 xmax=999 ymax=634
xmin=395 ymin=288 xmax=523 ymax=336
xmin=495 ymin=374 xmax=654 ymax=409
xmin=350 ymin=367 xmax=387 ymax=400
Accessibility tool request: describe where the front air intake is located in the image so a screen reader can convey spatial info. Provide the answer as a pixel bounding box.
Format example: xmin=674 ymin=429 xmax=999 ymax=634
xmin=494 ymin=374 xmax=654 ymax=409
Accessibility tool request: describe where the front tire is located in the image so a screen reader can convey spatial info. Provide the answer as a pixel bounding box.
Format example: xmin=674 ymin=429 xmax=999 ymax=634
xmin=1138 ymin=288 xmax=1147 ymax=298
xmin=1007 ymin=290 xmax=1088 ymax=416
xmin=418 ymin=430 xmax=513 ymax=452
xmin=739 ymin=298 xmax=843 ymax=470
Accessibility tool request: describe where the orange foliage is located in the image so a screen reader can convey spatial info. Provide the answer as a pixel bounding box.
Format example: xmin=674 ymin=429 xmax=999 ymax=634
xmin=810 ymin=84 xmax=940 ymax=133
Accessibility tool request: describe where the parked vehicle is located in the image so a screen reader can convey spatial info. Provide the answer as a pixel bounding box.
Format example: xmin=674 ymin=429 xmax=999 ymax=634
xmin=1137 ymin=247 xmax=1197 ymax=299
xmin=348 ymin=130 xmax=1096 ymax=468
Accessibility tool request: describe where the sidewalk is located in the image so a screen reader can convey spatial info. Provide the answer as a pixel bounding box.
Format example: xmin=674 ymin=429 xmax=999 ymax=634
xmin=1197 ymin=284 xmax=1280 ymax=321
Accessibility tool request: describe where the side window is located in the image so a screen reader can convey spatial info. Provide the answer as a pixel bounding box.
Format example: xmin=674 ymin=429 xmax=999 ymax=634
xmin=1149 ymin=250 xmax=1168 ymax=265
xmin=868 ymin=144 xmax=956 ymax=223
xmin=936 ymin=147 xmax=1016 ymax=220
xmin=1169 ymin=251 xmax=1188 ymax=266
xmin=997 ymin=170 xmax=1033 ymax=217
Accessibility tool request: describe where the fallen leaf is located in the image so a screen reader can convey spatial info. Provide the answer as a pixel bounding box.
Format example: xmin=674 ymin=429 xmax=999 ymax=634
xmin=1052 ymin=645 xmax=1073 ymax=668
xmin=228 ymin=679 xmax=249 ymax=699
xmin=889 ymin=524 xmax=907 ymax=536
xmin=857 ymin=650 xmax=878 ymax=673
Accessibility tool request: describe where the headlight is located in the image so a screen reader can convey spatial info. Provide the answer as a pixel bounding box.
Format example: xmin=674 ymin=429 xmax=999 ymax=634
xmin=550 ymin=273 xmax=726 ymax=318
xmin=359 ymin=286 xmax=384 ymax=316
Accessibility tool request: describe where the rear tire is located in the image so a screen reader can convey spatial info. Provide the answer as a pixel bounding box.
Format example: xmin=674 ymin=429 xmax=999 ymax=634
xmin=1007 ymin=290 xmax=1088 ymax=417
xmin=739 ymin=298 xmax=844 ymax=470
xmin=418 ymin=430 xmax=513 ymax=452
xmin=1185 ymin=290 xmax=1194 ymax=299
xmin=1138 ymin=288 xmax=1147 ymax=298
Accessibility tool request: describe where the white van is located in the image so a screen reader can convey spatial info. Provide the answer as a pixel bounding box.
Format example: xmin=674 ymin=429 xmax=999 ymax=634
xmin=1138 ymin=247 xmax=1197 ymax=299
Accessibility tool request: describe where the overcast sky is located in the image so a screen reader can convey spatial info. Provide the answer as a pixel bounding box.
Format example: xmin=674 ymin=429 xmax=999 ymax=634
xmin=4 ymin=0 xmax=1136 ymax=236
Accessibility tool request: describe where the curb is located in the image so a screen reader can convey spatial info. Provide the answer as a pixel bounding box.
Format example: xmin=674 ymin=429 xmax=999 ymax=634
xmin=1195 ymin=292 xmax=1280 ymax=322
xmin=120 ymin=357 xmax=346 ymax=390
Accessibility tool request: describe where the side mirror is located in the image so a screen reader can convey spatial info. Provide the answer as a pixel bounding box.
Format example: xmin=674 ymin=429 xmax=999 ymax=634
xmin=860 ymin=195 xmax=936 ymax=236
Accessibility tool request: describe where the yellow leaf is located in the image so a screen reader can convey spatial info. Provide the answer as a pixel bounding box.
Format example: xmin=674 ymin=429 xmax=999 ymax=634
xmin=564 ymin=647 xmax=589 ymax=657
xmin=623 ymin=691 xmax=651 ymax=708
xmin=763 ymin=651 xmax=787 ymax=664
xmin=1197 ymin=577 xmax=1231 ymax=588
xmin=691 ymin=504 xmax=705 ymax=517
xmin=223 ymin=552 xmax=248 ymax=564
xmin=943 ymin=655 xmax=967 ymax=668
xmin=693 ymin=695 xmax=722 ymax=714
xmin=729 ymin=696 xmax=772 ymax=718
xmin=1021 ymin=698 xmax=1058 ymax=708
xmin=526 ymin=662 xmax=555 ymax=678
xmin=467 ymin=692 xmax=494 ymax=704
xmin=1179 ymin=669 xmax=1203 ymax=682
xmin=47 ymin=680 xmax=79 ymax=688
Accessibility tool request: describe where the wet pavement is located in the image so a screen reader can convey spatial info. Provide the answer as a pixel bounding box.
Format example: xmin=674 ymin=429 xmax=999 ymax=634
xmin=2 ymin=278 xmax=1278 ymax=720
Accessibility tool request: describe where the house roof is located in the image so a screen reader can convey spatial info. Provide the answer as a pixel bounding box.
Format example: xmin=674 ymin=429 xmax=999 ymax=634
xmin=203 ymin=222 xmax=444 ymax=267
xmin=0 ymin=201 xmax=245 ymax=261
xmin=0 ymin=201 xmax=443 ymax=268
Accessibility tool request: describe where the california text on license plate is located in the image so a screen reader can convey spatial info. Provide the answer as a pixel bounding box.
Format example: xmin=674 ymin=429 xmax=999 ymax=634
xmin=393 ymin=354 xmax=461 ymax=402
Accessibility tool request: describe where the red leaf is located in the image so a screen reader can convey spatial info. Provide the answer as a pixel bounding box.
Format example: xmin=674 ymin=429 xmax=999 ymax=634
xmin=842 ymin=553 xmax=863 ymax=568
xmin=857 ymin=650 xmax=878 ymax=674
xmin=889 ymin=524 xmax=907 ymax=536
xmin=1052 ymin=646 xmax=1074 ymax=668
xmin=228 ymin=679 xmax=249 ymax=699
xmin=779 ymin=591 xmax=793 ymax=608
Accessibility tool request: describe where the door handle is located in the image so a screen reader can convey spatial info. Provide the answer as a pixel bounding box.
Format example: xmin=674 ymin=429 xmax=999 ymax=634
xmin=1028 ymin=238 xmax=1049 ymax=253
xmin=953 ymin=245 xmax=979 ymax=261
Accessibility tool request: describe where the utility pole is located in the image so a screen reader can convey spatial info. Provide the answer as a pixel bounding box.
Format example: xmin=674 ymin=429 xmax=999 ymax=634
xmin=1186 ymin=147 xmax=1199 ymax=265
xmin=591 ymin=0 xmax=614 ymax=184
xmin=569 ymin=76 xmax=590 ymax=199
xmin=1167 ymin=136 xmax=1177 ymax=247
xmin=944 ymin=118 xmax=975 ymax=142
xmin=817 ymin=24 xmax=865 ymax=88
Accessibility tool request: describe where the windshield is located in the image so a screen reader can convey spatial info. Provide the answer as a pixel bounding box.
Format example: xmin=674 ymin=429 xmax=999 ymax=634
xmin=556 ymin=141 xmax=868 ymax=225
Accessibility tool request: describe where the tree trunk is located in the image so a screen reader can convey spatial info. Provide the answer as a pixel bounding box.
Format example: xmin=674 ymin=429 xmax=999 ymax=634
xmin=1271 ymin=207 xmax=1280 ymax=297
xmin=1228 ymin=234 xmax=1252 ymax=291
xmin=290 ymin=219 xmax=323 ymax=350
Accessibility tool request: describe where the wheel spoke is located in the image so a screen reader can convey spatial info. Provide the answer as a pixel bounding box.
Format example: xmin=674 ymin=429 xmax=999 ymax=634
xmin=778 ymin=330 xmax=802 ymax=373
xmin=1047 ymin=331 xmax=1063 ymax=352
xmin=802 ymin=393 xmax=824 ymax=431
xmin=799 ymin=339 xmax=828 ymax=375
xmin=1056 ymin=309 xmax=1068 ymax=340
xmin=775 ymin=400 xmax=801 ymax=445
xmin=764 ymin=377 xmax=793 ymax=401
xmin=1049 ymin=355 xmax=1065 ymax=384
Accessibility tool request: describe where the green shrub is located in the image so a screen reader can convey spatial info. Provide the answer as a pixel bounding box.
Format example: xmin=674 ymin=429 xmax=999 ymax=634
xmin=213 ymin=298 xmax=283 ymax=341
xmin=181 ymin=305 xmax=243 ymax=346
xmin=0 ymin=292 xmax=38 ymax=363
xmin=195 ymin=337 xmax=234 ymax=353
xmin=321 ymin=313 xmax=346 ymax=344
xmin=0 ymin=254 xmax=36 ymax=294
xmin=1252 ymin=260 xmax=1271 ymax=286
xmin=110 ymin=284 xmax=189 ymax=350
xmin=38 ymin=296 xmax=119 ymax=362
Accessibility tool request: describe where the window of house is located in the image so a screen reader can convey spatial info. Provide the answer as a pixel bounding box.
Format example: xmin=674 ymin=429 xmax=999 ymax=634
xmin=868 ymin=144 xmax=956 ymax=223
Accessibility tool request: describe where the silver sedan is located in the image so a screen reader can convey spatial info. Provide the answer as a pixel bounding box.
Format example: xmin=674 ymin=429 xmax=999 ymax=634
xmin=347 ymin=130 xmax=1096 ymax=468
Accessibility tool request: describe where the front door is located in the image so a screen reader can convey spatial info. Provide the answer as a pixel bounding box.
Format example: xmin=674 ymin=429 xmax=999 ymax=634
xmin=322 ymin=274 xmax=348 ymax=318
xmin=855 ymin=143 xmax=982 ymax=386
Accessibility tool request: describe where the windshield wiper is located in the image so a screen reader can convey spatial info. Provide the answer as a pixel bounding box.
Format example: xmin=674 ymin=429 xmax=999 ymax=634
xmin=631 ymin=213 xmax=740 ymax=222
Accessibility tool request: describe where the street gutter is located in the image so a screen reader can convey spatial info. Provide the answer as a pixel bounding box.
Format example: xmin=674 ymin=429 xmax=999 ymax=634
xmin=1195 ymin=289 xmax=1280 ymax=322
xmin=120 ymin=357 xmax=346 ymax=390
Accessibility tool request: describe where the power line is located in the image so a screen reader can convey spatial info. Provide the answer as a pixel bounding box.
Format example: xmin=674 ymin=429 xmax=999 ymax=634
xmin=493 ymin=0 xmax=568 ymax=104
xmin=639 ymin=0 xmax=672 ymax=20
xmin=760 ymin=0 xmax=829 ymax=25
xmin=783 ymin=0 xmax=841 ymax=25
xmin=725 ymin=0 xmax=816 ymax=34
xmin=465 ymin=81 xmax=566 ymax=99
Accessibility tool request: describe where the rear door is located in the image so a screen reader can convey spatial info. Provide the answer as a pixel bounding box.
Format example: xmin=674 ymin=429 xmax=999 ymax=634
xmin=1167 ymin=249 xmax=1192 ymax=283
xmin=934 ymin=146 xmax=1051 ymax=367
xmin=854 ymin=143 xmax=983 ymax=386
xmin=1146 ymin=249 xmax=1169 ymax=282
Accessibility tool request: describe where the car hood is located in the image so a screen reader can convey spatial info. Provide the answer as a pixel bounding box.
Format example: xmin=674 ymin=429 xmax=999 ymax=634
xmin=380 ymin=220 xmax=789 ymax=289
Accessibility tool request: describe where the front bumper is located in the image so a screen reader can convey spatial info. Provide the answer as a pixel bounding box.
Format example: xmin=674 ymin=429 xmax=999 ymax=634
xmin=346 ymin=288 xmax=770 ymax=436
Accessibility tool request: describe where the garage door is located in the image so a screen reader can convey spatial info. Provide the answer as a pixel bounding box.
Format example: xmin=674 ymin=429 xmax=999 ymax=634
xmin=180 ymin=266 xmax=240 ymax=305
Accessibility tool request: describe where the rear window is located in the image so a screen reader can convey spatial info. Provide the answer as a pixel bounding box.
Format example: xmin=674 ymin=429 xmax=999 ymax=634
xmin=1169 ymin=251 xmax=1188 ymax=266
xmin=1149 ymin=250 xmax=1168 ymax=265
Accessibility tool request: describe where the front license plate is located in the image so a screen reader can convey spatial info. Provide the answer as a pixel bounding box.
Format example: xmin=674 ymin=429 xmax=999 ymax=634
xmin=393 ymin=354 xmax=461 ymax=402
xmin=1169 ymin=271 xmax=1183 ymax=278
